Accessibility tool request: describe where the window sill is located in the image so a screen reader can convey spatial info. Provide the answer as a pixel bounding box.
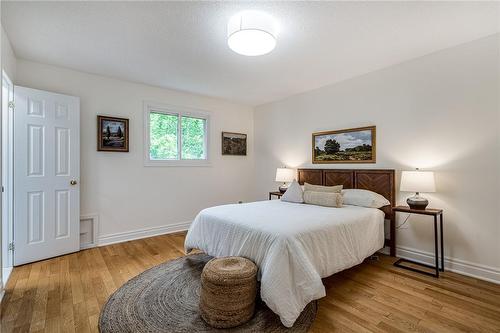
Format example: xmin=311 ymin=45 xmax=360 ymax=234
xmin=144 ymin=160 xmax=212 ymax=167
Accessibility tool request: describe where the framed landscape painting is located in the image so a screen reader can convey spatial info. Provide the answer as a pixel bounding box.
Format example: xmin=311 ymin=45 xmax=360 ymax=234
xmin=97 ymin=115 xmax=129 ymax=152
xmin=222 ymin=132 xmax=247 ymax=156
xmin=312 ymin=126 xmax=376 ymax=163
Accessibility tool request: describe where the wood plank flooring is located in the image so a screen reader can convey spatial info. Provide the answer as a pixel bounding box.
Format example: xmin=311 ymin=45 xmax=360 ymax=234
xmin=1 ymin=232 xmax=499 ymax=332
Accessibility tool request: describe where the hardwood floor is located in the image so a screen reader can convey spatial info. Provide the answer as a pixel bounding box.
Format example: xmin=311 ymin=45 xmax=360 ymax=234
xmin=1 ymin=232 xmax=499 ymax=333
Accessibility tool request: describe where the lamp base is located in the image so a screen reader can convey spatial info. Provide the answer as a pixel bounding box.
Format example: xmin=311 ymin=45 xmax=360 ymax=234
xmin=279 ymin=184 xmax=288 ymax=193
xmin=406 ymin=193 xmax=429 ymax=210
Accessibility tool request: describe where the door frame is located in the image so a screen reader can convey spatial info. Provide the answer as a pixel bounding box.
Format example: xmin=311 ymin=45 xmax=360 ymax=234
xmin=2 ymin=70 xmax=14 ymax=279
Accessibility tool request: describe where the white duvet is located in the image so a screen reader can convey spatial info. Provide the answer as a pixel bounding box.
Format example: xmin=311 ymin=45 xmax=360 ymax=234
xmin=184 ymin=200 xmax=385 ymax=327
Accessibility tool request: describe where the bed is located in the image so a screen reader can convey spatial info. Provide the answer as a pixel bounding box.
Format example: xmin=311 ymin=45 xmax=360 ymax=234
xmin=185 ymin=169 xmax=395 ymax=327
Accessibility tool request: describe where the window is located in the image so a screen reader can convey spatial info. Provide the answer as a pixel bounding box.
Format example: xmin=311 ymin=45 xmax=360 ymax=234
xmin=144 ymin=102 xmax=210 ymax=166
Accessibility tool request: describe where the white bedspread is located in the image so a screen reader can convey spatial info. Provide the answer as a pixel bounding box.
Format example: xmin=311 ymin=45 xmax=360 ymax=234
xmin=184 ymin=200 xmax=385 ymax=327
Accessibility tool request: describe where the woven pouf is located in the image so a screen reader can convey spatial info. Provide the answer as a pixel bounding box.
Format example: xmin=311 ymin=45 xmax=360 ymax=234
xmin=200 ymin=256 xmax=258 ymax=328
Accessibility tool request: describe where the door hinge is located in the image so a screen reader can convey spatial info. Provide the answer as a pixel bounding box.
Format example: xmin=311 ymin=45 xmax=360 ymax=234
xmin=8 ymin=242 xmax=14 ymax=251
xmin=8 ymin=101 xmax=14 ymax=109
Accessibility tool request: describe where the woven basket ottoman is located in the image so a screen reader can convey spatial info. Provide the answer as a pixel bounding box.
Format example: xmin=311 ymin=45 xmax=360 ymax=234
xmin=200 ymin=256 xmax=258 ymax=328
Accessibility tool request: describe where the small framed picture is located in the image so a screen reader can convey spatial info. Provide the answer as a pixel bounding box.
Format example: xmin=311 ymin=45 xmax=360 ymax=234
xmin=312 ymin=126 xmax=376 ymax=163
xmin=97 ymin=115 xmax=129 ymax=152
xmin=222 ymin=132 xmax=247 ymax=156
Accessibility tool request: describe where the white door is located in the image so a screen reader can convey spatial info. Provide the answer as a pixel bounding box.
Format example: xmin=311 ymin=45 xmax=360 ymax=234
xmin=14 ymin=86 xmax=80 ymax=265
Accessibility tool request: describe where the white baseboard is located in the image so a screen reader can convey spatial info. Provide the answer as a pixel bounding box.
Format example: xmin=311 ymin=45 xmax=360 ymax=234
xmin=98 ymin=224 xmax=500 ymax=284
xmin=380 ymin=245 xmax=500 ymax=284
xmin=0 ymin=266 xmax=12 ymax=304
xmin=98 ymin=221 xmax=192 ymax=247
xmin=2 ymin=267 xmax=13 ymax=286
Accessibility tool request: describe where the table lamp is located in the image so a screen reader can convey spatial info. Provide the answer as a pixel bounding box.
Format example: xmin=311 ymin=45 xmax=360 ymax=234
xmin=400 ymin=169 xmax=436 ymax=209
xmin=275 ymin=167 xmax=295 ymax=193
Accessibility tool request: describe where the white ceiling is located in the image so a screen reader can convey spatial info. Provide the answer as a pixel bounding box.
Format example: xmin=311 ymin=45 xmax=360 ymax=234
xmin=2 ymin=1 xmax=499 ymax=106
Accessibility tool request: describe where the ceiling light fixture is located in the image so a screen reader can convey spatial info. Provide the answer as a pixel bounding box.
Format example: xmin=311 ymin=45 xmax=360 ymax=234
xmin=227 ymin=11 xmax=278 ymax=56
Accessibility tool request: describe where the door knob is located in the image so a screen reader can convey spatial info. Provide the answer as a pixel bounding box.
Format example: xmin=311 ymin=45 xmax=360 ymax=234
xmin=70 ymin=180 xmax=78 ymax=185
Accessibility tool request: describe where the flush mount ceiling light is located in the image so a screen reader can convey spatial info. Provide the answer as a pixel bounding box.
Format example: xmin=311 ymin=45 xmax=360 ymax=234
xmin=227 ymin=11 xmax=278 ymax=56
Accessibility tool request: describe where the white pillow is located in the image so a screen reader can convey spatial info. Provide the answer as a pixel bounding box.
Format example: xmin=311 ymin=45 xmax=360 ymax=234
xmin=281 ymin=180 xmax=304 ymax=203
xmin=342 ymin=189 xmax=390 ymax=208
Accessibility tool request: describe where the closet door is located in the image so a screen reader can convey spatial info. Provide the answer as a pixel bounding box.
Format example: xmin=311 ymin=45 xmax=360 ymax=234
xmin=14 ymin=86 xmax=80 ymax=265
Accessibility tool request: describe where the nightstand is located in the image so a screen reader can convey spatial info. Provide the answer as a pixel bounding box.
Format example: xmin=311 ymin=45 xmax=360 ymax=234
xmin=269 ymin=191 xmax=283 ymax=200
xmin=393 ymin=206 xmax=444 ymax=277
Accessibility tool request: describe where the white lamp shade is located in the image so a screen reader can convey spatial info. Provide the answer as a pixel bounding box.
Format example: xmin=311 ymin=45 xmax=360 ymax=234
xmin=227 ymin=11 xmax=278 ymax=56
xmin=275 ymin=168 xmax=295 ymax=182
xmin=400 ymin=170 xmax=436 ymax=193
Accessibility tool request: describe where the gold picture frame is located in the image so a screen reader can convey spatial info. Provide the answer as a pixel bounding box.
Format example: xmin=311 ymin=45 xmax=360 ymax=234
xmin=312 ymin=126 xmax=376 ymax=164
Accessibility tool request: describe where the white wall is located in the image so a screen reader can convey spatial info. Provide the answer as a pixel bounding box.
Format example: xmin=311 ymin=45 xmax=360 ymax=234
xmin=8 ymin=32 xmax=500 ymax=283
xmin=254 ymin=35 xmax=500 ymax=282
xmin=15 ymin=59 xmax=254 ymax=243
xmin=1 ymin=25 xmax=16 ymax=81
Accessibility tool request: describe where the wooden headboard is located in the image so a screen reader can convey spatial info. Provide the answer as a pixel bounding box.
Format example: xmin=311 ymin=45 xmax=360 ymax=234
xmin=297 ymin=168 xmax=396 ymax=256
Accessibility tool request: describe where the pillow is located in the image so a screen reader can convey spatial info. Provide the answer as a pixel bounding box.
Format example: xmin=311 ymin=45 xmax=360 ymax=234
xmin=341 ymin=189 xmax=390 ymax=208
xmin=281 ymin=180 xmax=304 ymax=203
xmin=303 ymin=191 xmax=343 ymax=208
xmin=303 ymin=183 xmax=343 ymax=193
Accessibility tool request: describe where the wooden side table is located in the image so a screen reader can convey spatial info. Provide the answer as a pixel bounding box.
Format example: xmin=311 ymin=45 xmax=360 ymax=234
xmin=269 ymin=191 xmax=283 ymax=200
xmin=393 ymin=206 xmax=444 ymax=277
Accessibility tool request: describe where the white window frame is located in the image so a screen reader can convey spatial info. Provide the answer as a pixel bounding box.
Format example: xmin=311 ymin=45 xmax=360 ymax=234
xmin=143 ymin=101 xmax=211 ymax=167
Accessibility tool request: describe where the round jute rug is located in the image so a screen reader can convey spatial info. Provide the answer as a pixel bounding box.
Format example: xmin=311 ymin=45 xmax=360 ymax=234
xmin=99 ymin=253 xmax=317 ymax=333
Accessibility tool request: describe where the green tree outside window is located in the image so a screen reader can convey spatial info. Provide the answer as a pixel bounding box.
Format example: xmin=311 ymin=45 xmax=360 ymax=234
xmin=181 ymin=116 xmax=205 ymax=159
xmin=149 ymin=112 xmax=178 ymax=160
xmin=149 ymin=112 xmax=206 ymax=160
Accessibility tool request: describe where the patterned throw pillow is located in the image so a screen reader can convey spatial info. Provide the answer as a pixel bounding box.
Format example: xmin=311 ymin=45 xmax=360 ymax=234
xmin=303 ymin=183 xmax=343 ymax=193
xmin=303 ymin=191 xmax=343 ymax=208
